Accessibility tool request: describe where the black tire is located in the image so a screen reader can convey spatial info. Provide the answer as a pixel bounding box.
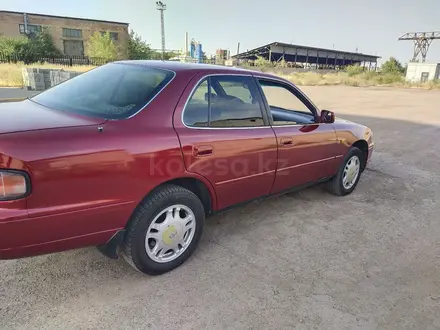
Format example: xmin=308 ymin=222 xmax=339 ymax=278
xmin=122 ymin=184 xmax=205 ymax=275
xmin=326 ymin=147 xmax=364 ymax=196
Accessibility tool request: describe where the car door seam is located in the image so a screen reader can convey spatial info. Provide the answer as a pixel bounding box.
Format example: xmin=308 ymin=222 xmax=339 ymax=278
xmin=215 ymin=170 xmax=276 ymax=186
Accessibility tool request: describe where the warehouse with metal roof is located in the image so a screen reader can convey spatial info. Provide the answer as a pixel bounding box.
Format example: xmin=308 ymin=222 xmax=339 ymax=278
xmin=232 ymin=42 xmax=380 ymax=70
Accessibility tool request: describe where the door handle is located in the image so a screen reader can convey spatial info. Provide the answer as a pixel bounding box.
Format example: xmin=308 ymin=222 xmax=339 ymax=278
xmin=194 ymin=145 xmax=213 ymax=157
xmin=280 ymin=138 xmax=293 ymax=146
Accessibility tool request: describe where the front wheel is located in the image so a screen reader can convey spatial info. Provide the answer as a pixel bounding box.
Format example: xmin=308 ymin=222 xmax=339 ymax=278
xmin=123 ymin=185 xmax=205 ymax=275
xmin=326 ymin=147 xmax=364 ymax=196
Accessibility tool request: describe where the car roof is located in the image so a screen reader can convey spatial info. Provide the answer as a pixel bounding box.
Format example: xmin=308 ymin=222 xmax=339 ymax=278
xmin=114 ymin=60 xmax=274 ymax=77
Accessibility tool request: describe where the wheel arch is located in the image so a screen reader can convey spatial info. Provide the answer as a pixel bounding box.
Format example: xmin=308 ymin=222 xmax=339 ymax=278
xmin=128 ymin=175 xmax=216 ymax=226
xmin=352 ymin=139 xmax=369 ymax=170
xmin=163 ymin=177 xmax=214 ymax=216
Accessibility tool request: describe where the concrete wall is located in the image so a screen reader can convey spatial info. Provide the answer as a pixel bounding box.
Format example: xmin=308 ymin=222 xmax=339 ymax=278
xmin=405 ymin=62 xmax=440 ymax=83
xmin=0 ymin=11 xmax=129 ymax=59
xmin=22 ymin=68 xmax=82 ymax=91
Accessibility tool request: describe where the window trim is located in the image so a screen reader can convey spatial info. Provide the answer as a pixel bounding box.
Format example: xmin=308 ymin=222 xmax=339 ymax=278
xmin=62 ymin=28 xmax=83 ymax=38
xmin=255 ymin=76 xmax=321 ymax=127
xmin=19 ymin=23 xmax=41 ymax=34
xmin=207 ymin=77 xmax=212 ymax=126
xmin=101 ymin=31 xmax=119 ymax=40
xmin=181 ymin=73 xmax=271 ymax=130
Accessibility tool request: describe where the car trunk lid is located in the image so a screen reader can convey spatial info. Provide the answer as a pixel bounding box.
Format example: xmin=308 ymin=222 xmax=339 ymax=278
xmin=0 ymin=99 xmax=105 ymax=135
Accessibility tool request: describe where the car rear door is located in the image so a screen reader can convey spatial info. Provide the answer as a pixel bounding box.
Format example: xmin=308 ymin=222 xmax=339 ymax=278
xmin=173 ymin=72 xmax=277 ymax=210
xmin=256 ymin=77 xmax=341 ymax=194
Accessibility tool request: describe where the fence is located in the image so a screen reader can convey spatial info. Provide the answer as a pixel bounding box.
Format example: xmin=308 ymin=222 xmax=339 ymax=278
xmin=0 ymin=53 xmax=112 ymax=66
xmin=0 ymin=52 xmax=223 ymax=67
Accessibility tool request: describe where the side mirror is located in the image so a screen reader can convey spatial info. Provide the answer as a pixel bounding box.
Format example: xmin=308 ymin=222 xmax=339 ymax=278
xmin=320 ymin=110 xmax=335 ymax=124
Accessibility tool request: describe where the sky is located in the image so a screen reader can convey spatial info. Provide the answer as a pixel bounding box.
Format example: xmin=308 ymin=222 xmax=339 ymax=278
xmin=3 ymin=0 xmax=440 ymax=64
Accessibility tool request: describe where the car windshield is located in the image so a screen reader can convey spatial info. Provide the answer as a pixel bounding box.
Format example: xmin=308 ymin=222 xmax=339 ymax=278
xmin=31 ymin=63 xmax=175 ymax=120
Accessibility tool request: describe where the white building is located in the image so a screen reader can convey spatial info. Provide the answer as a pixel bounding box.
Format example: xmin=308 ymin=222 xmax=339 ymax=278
xmin=405 ymin=62 xmax=440 ymax=83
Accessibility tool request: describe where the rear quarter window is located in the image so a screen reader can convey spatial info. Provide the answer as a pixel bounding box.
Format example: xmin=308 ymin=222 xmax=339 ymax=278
xmin=31 ymin=63 xmax=175 ymax=119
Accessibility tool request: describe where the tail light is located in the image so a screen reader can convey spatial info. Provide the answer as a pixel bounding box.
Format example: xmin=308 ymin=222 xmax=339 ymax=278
xmin=0 ymin=171 xmax=30 ymax=200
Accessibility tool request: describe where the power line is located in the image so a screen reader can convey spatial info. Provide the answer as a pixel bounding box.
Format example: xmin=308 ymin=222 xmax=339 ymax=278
xmin=156 ymin=1 xmax=166 ymax=59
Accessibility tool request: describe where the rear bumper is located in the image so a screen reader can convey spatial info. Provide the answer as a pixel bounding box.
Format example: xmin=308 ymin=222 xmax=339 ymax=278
xmin=0 ymin=200 xmax=28 ymax=259
xmin=0 ymin=201 xmax=131 ymax=260
xmin=0 ymin=230 xmax=118 ymax=260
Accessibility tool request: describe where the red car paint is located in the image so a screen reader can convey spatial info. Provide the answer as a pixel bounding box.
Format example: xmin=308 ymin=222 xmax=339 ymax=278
xmin=0 ymin=61 xmax=373 ymax=260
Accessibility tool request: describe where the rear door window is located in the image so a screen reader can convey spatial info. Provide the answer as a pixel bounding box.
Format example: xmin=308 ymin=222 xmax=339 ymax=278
xmin=31 ymin=63 xmax=174 ymax=119
xmin=183 ymin=75 xmax=266 ymax=128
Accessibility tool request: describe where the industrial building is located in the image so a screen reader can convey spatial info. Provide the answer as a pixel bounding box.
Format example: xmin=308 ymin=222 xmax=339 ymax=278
xmin=0 ymin=10 xmax=129 ymax=58
xmin=405 ymin=62 xmax=440 ymax=83
xmin=232 ymin=41 xmax=380 ymax=70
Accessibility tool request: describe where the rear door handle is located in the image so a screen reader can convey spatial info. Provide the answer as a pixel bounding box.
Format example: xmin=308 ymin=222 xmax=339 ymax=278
xmin=194 ymin=145 xmax=214 ymax=157
xmin=280 ymin=138 xmax=293 ymax=146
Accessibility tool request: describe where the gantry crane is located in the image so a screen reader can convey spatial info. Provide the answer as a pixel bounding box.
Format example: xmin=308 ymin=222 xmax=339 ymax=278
xmin=398 ymin=31 xmax=440 ymax=62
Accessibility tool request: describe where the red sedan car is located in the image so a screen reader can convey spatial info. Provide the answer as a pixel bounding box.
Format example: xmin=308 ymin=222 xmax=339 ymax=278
xmin=0 ymin=61 xmax=374 ymax=275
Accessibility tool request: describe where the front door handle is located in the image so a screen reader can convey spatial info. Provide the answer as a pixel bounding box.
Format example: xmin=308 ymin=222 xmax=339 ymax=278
xmin=280 ymin=138 xmax=293 ymax=146
xmin=194 ymin=145 xmax=214 ymax=157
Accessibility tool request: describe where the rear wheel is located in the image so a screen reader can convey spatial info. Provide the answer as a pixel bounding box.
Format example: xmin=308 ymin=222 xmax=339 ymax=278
xmin=123 ymin=185 xmax=205 ymax=275
xmin=326 ymin=147 xmax=364 ymax=196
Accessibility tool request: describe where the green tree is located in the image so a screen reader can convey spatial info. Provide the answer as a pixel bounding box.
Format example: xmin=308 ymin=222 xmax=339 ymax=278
xmin=128 ymin=30 xmax=153 ymax=60
xmin=32 ymin=27 xmax=62 ymax=56
xmin=254 ymin=55 xmax=271 ymax=68
xmin=149 ymin=51 xmax=162 ymax=60
xmin=381 ymin=57 xmax=405 ymax=74
xmin=201 ymin=51 xmax=209 ymax=63
xmin=163 ymin=51 xmax=179 ymax=60
xmin=0 ymin=28 xmax=61 ymax=63
xmin=147 ymin=50 xmax=179 ymax=61
xmin=0 ymin=36 xmax=29 ymax=57
xmin=87 ymin=31 xmax=118 ymax=60
xmin=345 ymin=64 xmax=364 ymax=76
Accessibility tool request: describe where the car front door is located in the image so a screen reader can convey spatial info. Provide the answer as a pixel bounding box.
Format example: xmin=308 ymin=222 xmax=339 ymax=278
xmin=256 ymin=77 xmax=341 ymax=194
xmin=173 ymin=73 xmax=277 ymax=210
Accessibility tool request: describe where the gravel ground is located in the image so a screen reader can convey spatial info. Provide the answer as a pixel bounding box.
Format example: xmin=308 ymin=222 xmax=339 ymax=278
xmin=1 ymin=85 xmax=440 ymax=329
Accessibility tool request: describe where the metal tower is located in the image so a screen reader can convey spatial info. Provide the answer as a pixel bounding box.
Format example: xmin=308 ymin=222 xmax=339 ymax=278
xmin=398 ymin=31 xmax=440 ymax=62
xmin=156 ymin=1 xmax=166 ymax=59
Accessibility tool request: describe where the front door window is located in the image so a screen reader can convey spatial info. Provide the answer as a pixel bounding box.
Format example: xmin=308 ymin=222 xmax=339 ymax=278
xmin=258 ymin=80 xmax=316 ymax=125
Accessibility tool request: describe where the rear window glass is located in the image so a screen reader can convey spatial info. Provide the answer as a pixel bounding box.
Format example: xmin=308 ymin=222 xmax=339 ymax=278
xmin=31 ymin=63 xmax=175 ymax=119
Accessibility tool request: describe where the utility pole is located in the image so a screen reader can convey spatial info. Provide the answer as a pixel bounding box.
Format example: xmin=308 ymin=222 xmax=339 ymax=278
xmin=156 ymin=1 xmax=166 ymax=59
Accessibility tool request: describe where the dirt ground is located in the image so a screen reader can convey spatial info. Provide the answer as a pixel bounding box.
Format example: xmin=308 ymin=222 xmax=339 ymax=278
xmin=1 ymin=86 xmax=440 ymax=329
